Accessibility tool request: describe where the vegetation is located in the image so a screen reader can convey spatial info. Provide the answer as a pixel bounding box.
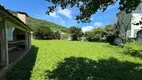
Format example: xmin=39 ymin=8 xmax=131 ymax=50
xmin=33 ymin=26 xmax=53 ymax=39
xmin=68 ymin=26 xmax=84 ymax=40
xmin=27 ymin=17 xmax=67 ymax=32
xmin=52 ymin=30 xmax=61 ymax=39
xmin=105 ymin=24 xmax=119 ymax=36
xmin=117 ymin=11 xmax=132 ymax=43
xmin=47 ymin=0 xmax=141 ymax=23
xmin=8 ymin=9 xmax=67 ymax=39
xmin=84 ymin=24 xmax=121 ymax=44
xmin=85 ymin=27 xmax=107 ymax=42
xmin=124 ymin=42 xmax=142 ymax=58
xmin=28 ymin=17 xmax=66 ymax=39
xmin=6 ymin=40 xmax=142 ymax=80
xmin=61 ymin=33 xmax=70 ymax=40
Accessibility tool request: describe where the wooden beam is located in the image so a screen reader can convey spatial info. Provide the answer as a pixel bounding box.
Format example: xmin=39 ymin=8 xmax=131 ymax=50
xmin=0 ymin=10 xmax=31 ymax=31
xmin=0 ymin=18 xmax=9 ymax=66
xmin=5 ymin=20 xmax=28 ymax=32
xmin=8 ymin=40 xmax=25 ymax=44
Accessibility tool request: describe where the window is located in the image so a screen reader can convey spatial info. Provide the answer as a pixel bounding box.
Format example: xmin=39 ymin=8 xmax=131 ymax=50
xmin=7 ymin=26 xmax=14 ymax=41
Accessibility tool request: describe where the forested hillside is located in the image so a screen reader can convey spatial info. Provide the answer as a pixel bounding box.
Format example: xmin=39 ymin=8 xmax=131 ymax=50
xmin=27 ymin=17 xmax=66 ymax=32
xmin=8 ymin=9 xmax=67 ymax=32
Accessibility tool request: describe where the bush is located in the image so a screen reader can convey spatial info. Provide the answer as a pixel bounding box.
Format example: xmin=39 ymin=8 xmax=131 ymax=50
xmin=124 ymin=42 xmax=142 ymax=58
xmin=68 ymin=26 xmax=84 ymax=40
xmin=85 ymin=28 xmax=107 ymax=42
xmin=52 ymin=31 xmax=61 ymax=39
xmin=33 ymin=26 xmax=53 ymax=39
xmin=61 ymin=33 xmax=70 ymax=40
xmin=106 ymin=35 xmax=116 ymax=44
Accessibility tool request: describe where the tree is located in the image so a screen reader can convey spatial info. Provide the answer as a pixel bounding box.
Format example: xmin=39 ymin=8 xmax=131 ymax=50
xmin=61 ymin=33 xmax=70 ymax=40
xmin=104 ymin=24 xmax=119 ymax=44
xmin=34 ymin=26 xmax=53 ymax=39
xmin=105 ymin=24 xmax=119 ymax=36
xmin=68 ymin=26 xmax=84 ymax=40
xmin=85 ymin=27 xmax=107 ymax=42
xmin=117 ymin=11 xmax=133 ymax=43
xmin=46 ymin=0 xmax=141 ymax=23
xmin=53 ymin=30 xmax=61 ymax=39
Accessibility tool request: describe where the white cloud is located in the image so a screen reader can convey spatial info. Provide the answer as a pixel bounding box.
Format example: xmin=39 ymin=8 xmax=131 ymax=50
xmin=82 ymin=26 xmax=94 ymax=32
xmin=94 ymin=22 xmax=103 ymax=27
xmin=58 ymin=8 xmax=72 ymax=19
xmin=49 ymin=12 xmax=59 ymax=18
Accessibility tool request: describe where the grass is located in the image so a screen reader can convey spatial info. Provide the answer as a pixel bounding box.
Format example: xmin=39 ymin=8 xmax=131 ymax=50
xmin=6 ymin=40 xmax=142 ymax=80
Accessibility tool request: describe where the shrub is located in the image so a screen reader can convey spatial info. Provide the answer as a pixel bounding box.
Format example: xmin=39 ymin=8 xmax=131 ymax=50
xmin=106 ymin=35 xmax=117 ymax=44
xmin=85 ymin=28 xmax=107 ymax=42
xmin=68 ymin=26 xmax=84 ymax=40
xmin=121 ymin=37 xmax=135 ymax=43
xmin=33 ymin=26 xmax=53 ymax=39
xmin=61 ymin=33 xmax=70 ymax=40
xmin=52 ymin=31 xmax=61 ymax=39
xmin=124 ymin=42 xmax=142 ymax=58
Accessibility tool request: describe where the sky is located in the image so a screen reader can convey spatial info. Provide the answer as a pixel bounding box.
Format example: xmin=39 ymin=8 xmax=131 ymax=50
xmin=0 ymin=0 xmax=120 ymax=32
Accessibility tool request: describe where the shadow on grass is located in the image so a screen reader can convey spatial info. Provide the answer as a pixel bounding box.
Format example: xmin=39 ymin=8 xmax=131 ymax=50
xmin=125 ymin=52 xmax=142 ymax=59
xmin=45 ymin=57 xmax=142 ymax=80
xmin=6 ymin=45 xmax=39 ymax=80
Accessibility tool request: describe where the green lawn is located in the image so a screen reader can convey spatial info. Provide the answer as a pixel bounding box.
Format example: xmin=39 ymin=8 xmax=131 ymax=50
xmin=6 ymin=40 xmax=142 ymax=80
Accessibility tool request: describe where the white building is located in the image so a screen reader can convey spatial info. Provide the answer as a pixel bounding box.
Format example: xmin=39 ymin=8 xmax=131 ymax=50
xmin=118 ymin=1 xmax=142 ymax=39
xmin=137 ymin=30 xmax=142 ymax=42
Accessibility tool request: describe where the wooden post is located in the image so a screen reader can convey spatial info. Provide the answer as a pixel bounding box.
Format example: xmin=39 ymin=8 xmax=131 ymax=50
xmin=29 ymin=32 xmax=31 ymax=49
xmin=25 ymin=32 xmax=31 ymax=50
xmin=0 ymin=19 xmax=9 ymax=66
xmin=25 ymin=32 xmax=29 ymax=50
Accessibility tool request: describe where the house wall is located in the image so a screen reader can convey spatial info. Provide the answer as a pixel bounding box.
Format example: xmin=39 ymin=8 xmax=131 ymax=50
xmin=118 ymin=1 xmax=142 ymax=38
xmin=131 ymin=13 xmax=142 ymax=38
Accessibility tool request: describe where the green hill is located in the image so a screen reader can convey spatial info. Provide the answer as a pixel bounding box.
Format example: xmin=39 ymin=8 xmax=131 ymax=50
xmin=27 ymin=17 xmax=67 ymax=32
xmin=8 ymin=9 xmax=67 ymax=32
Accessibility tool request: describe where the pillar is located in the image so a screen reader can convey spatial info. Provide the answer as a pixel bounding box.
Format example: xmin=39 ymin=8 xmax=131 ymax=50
xmin=0 ymin=19 xmax=9 ymax=66
xmin=25 ymin=32 xmax=29 ymax=50
xmin=29 ymin=32 xmax=31 ymax=49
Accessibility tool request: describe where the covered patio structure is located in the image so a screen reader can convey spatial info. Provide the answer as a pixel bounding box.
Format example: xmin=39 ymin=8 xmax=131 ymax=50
xmin=0 ymin=5 xmax=32 ymax=78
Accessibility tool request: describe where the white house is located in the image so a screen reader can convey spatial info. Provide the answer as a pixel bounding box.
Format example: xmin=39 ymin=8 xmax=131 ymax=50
xmin=117 ymin=1 xmax=142 ymax=39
